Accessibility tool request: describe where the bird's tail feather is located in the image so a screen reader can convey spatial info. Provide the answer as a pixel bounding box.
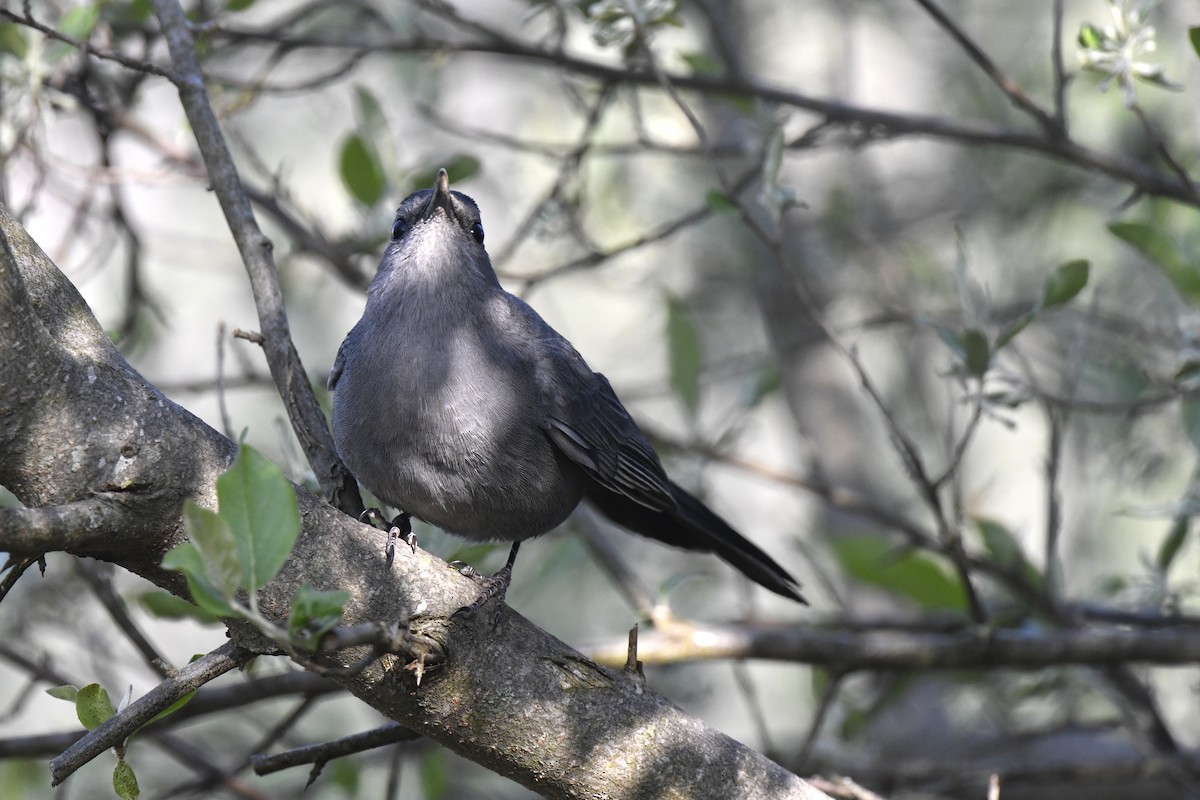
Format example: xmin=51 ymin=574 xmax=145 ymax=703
xmin=584 ymin=482 xmax=806 ymax=604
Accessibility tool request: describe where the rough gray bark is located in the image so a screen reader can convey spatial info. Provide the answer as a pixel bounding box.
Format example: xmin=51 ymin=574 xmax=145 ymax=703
xmin=0 ymin=204 xmax=826 ymax=799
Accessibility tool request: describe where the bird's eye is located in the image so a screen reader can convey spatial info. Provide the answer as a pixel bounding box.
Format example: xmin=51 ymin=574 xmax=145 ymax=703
xmin=470 ymin=222 xmax=485 ymax=245
xmin=391 ymin=218 xmax=409 ymax=240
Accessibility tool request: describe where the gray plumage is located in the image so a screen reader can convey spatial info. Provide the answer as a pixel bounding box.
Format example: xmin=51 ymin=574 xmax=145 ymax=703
xmin=330 ymin=169 xmax=804 ymax=604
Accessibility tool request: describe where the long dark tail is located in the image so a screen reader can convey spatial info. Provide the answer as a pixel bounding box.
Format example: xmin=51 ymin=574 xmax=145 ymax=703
xmin=584 ymin=481 xmax=806 ymax=604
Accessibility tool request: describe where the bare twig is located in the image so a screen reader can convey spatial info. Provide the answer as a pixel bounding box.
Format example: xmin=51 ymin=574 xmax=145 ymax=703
xmin=149 ymin=0 xmax=362 ymax=516
xmin=49 ymin=641 xmax=254 ymax=786
xmin=910 ymin=0 xmax=1059 ymax=136
xmin=249 ymin=723 xmax=420 ymax=776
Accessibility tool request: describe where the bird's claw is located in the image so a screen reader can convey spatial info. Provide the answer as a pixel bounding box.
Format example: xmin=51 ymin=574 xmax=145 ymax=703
xmin=448 ymin=544 xmax=518 ymax=633
xmin=449 ymin=561 xmax=483 ymax=581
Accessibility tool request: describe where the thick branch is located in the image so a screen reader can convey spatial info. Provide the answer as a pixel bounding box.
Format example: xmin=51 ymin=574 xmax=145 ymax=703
xmin=0 ymin=203 xmax=824 ymax=800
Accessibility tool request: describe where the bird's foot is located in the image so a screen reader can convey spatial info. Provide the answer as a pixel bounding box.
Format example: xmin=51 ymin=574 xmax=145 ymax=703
xmin=451 ymin=542 xmax=521 ymax=628
xmin=359 ymin=509 xmax=416 ymax=567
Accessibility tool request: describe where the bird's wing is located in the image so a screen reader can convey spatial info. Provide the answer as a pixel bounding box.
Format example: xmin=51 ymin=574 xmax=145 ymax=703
xmin=328 ymin=323 xmax=358 ymax=391
xmin=545 ymin=363 xmax=678 ymax=513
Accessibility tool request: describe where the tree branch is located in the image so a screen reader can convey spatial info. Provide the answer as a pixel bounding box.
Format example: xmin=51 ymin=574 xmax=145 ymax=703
xmin=0 ymin=203 xmax=828 ymax=799
xmin=149 ymin=0 xmax=361 ymax=515
xmin=582 ymin=619 xmax=1200 ymax=669
xmin=49 ymin=641 xmax=254 ymax=786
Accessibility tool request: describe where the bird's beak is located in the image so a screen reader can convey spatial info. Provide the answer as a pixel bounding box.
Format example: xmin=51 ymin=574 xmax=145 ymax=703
xmin=422 ymin=168 xmax=453 ymax=220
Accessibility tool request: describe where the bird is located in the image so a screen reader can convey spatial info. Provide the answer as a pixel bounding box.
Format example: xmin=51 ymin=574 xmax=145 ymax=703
xmin=329 ymin=168 xmax=805 ymax=617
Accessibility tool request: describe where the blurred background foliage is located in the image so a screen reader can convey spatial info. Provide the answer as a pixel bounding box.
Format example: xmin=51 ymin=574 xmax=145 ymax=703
xmin=3 ymin=0 xmax=1200 ymax=797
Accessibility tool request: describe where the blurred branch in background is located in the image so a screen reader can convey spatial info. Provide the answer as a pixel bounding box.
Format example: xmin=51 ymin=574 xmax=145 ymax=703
xmin=3 ymin=0 xmax=1200 ymax=798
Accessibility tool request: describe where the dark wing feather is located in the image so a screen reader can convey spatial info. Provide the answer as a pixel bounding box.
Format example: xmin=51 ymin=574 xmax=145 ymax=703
xmin=545 ymin=369 xmax=677 ymax=513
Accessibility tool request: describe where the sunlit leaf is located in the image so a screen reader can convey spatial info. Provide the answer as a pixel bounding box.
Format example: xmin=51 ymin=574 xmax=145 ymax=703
xmin=161 ymin=539 xmax=238 ymax=618
xmin=830 ymin=536 xmax=967 ymax=612
xmin=46 ymin=685 xmax=79 ymax=702
xmin=217 ymin=444 xmax=300 ymax=592
xmin=76 ymin=684 xmax=116 ymax=731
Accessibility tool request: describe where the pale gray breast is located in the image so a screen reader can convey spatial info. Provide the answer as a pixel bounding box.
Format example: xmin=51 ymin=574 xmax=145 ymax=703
xmin=333 ymin=305 xmax=586 ymax=541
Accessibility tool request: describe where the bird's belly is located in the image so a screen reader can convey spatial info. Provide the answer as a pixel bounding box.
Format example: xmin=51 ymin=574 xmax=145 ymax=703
xmin=337 ymin=364 xmax=585 ymax=541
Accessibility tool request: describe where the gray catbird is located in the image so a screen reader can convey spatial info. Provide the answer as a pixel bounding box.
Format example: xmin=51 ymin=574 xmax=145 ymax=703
xmin=330 ymin=169 xmax=805 ymax=614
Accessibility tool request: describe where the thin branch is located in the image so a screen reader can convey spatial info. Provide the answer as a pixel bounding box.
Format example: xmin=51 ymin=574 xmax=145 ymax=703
xmin=0 ymin=8 xmax=173 ymax=79
xmin=250 ymin=723 xmax=420 ymax=776
xmin=49 ymin=641 xmax=254 ymax=786
xmin=74 ymin=561 xmax=170 ymax=678
xmin=910 ymin=0 xmax=1060 ymax=136
xmin=209 ymin=27 xmax=1200 ymax=205
xmin=149 ymin=0 xmax=362 ymax=516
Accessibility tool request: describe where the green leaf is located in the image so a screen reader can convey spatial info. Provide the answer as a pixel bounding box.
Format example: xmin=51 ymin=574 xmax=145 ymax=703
xmin=831 ymin=536 xmax=967 ymax=612
xmin=1078 ymin=22 xmax=1104 ymax=49
xmin=144 ymin=691 xmax=195 ymax=727
xmin=161 ymin=540 xmax=238 ymax=618
xmin=0 ymin=23 xmax=28 ymax=59
xmin=339 ymin=134 xmax=386 ymax=206
xmin=225 ymin=0 xmax=257 ymax=11
xmin=665 ymin=296 xmax=702 ymax=417
xmin=1175 ymin=360 xmax=1200 ymax=386
xmin=975 ymin=517 xmax=1044 ymax=591
xmin=935 ymin=324 xmax=966 ymax=361
xmin=113 ymin=757 xmax=139 ymax=800
xmin=1041 ymin=259 xmax=1090 ymax=308
xmin=46 ymin=685 xmax=79 ymax=702
xmin=407 ymin=157 xmax=482 ymax=193
xmin=420 ymin=749 xmax=450 ymax=799
xmin=705 ymin=190 xmax=737 ymax=213
xmin=961 ymin=328 xmax=990 ymax=377
xmin=1190 ymin=27 xmax=1200 ymax=60
xmin=681 ymin=52 xmax=721 ymax=76
xmin=217 ymin=444 xmax=301 ymax=592
xmin=76 ymin=684 xmax=116 ymax=731
xmin=137 ymin=590 xmax=221 ymax=624
xmin=354 ymin=86 xmax=388 ymax=138
xmin=993 ymin=313 xmax=1032 ymax=353
xmin=744 ymin=364 xmax=780 ymax=408
xmin=288 ymin=584 xmax=349 ymax=638
xmin=59 ymin=5 xmax=99 ymax=39
xmin=181 ymin=502 xmax=242 ymax=592
xmin=1109 ymin=222 xmax=1200 ymax=304
xmin=1156 ymin=517 xmax=1189 ymax=574
xmin=1182 ymin=397 xmax=1200 ymax=453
